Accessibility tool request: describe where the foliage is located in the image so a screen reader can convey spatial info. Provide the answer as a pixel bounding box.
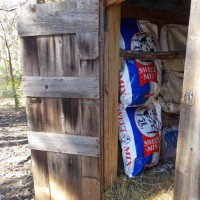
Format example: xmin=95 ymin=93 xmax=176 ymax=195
xmin=0 ymin=65 xmax=22 ymax=98
xmin=0 ymin=0 xmax=62 ymax=109
xmin=0 ymin=0 xmax=29 ymax=109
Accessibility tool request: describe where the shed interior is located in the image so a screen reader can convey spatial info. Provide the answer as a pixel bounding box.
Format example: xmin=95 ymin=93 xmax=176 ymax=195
xmin=105 ymin=0 xmax=191 ymax=183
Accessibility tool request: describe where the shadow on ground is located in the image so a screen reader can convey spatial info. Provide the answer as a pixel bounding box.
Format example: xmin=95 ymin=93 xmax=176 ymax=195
xmin=0 ymin=109 xmax=34 ymax=200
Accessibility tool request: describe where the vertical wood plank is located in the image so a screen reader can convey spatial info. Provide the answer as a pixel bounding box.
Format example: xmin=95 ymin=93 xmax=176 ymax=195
xmin=81 ymin=178 xmax=100 ymax=200
xmin=36 ymin=34 xmax=82 ymax=200
xmin=21 ymin=37 xmax=39 ymax=76
xmin=35 ymin=1 xmax=82 ymax=195
xmin=104 ymin=3 xmax=121 ymax=188
xmin=174 ymin=0 xmax=200 ymax=200
xmin=26 ymin=98 xmax=51 ymax=200
xmin=77 ymin=1 xmax=101 ymax=198
xmin=76 ymin=32 xmax=99 ymax=60
xmin=99 ymin=0 xmax=105 ymax=194
xmin=22 ymin=36 xmax=51 ymax=200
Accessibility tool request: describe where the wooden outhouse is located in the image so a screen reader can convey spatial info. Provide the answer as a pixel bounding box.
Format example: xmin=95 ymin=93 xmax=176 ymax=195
xmin=17 ymin=0 xmax=200 ymax=199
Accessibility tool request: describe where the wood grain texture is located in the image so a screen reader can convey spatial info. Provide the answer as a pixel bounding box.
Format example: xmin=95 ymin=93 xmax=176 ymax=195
xmin=77 ymin=0 xmax=99 ymax=9
xmin=122 ymin=4 xmax=189 ymax=25
xmin=104 ymin=4 xmax=121 ymax=188
xmin=28 ymin=131 xmax=100 ymax=157
xmin=81 ymin=178 xmax=100 ymax=200
xmin=36 ymin=33 xmax=82 ymax=200
xmin=23 ymin=36 xmax=51 ymax=200
xmin=23 ymin=76 xmax=99 ymax=99
xmin=36 ymin=1 xmax=77 ymax=13
xmin=77 ymin=32 xmax=99 ymax=60
xmin=174 ymin=0 xmax=200 ymax=199
xmin=77 ymin=1 xmax=101 ymax=197
xmin=103 ymin=32 xmax=109 ymax=188
xmin=20 ymin=1 xmax=101 ymax=199
xmin=99 ymin=0 xmax=105 ymax=194
xmin=18 ymin=8 xmax=99 ymax=37
xmin=23 ymin=30 xmax=82 ymax=200
xmin=120 ymin=50 xmax=186 ymax=60
xmin=105 ymin=0 xmax=124 ymax=7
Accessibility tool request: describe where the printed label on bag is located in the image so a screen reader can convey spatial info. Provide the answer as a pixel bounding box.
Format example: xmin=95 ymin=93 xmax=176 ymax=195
xmin=135 ymin=106 xmax=160 ymax=157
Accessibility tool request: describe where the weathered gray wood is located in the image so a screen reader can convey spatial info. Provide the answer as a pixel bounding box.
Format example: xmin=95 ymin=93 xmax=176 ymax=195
xmin=28 ymin=131 xmax=100 ymax=157
xmin=17 ymin=8 xmax=99 ymax=37
xmin=99 ymin=0 xmax=105 ymax=190
xmin=120 ymin=50 xmax=186 ymax=60
xmin=77 ymin=0 xmax=99 ymax=9
xmin=174 ymin=0 xmax=200 ymax=200
xmin=77 ymin=32 xmax=99 ymax=60
xmin=36 ymin=1 xmax=77 ymax=13
xmin=36 ymin=32 xmax=82 ymax=199
xmin=22 ymin=36 xmax=51 ymax=200
xmin=20 ymin=1 xmax=101 ymax=199
xmin=23 ymin=76 xmax=99 ymax=99
xmin=25 ymin=34 xmax=82 ymax=199
xmin=77 ymin=1 xmax=101 ymax=192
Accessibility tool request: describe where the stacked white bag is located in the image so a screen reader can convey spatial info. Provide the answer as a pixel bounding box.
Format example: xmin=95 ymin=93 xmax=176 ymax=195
xmin=118 ymin=19 xmax=162 ymax=177
xmin=159 ymin=24 xmax=188 ymax=113
xmin=119 ymin=19 xmax=162 ymax=108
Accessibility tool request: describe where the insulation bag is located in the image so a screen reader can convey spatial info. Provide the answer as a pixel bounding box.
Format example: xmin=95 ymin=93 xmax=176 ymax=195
xmin=120 ymin=19 xmax=162 ymax=107
xmin=161 ymin=127 xmax=178 ymax=161
xmin=118 ymin=102 xmax=162 ymax=178
xmin=160 ymin=24 xmax=188 ymax=73
xmin=158 ymin=24 xmax=187 ymax=113
xmin=158 ymin=71 xmax=183 ymax=113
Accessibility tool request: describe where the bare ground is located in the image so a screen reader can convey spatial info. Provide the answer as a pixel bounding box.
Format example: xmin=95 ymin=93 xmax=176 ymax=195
xmin=0 ymin=109 xmax=34 ymax=200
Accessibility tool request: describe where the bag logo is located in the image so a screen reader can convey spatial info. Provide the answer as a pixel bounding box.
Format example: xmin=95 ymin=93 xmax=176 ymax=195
xmin=130 ymin=32 xmax=158 ymax=86
xmin=135 ymin=107 xmax=160 ymax=157
xmin=130 ymin=32 xmax=157 ymax=65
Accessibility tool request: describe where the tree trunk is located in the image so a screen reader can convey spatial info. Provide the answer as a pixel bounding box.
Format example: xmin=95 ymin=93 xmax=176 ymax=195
xmin=0 ymin=21 xmax=19 ymax=110
xmin=7 ymin=47 xmax=19 ymax=110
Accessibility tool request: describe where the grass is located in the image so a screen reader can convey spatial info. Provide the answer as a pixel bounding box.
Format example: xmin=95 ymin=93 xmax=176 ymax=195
xmin=103 ymin=161 xmax=175 ymax=200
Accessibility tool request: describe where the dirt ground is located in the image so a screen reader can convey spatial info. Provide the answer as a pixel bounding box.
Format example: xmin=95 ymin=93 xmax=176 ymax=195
xmin=0 ymin=108 xmax=34 ymax=200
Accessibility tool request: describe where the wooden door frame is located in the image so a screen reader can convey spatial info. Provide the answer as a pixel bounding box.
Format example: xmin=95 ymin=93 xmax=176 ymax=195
xmin=105 ymin=1 xmax=200 ymax=200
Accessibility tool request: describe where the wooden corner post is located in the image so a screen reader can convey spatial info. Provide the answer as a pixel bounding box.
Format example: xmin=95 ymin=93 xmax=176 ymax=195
xmin=174 ymin=0 xmax=200 ymax=199
xmin=104 ymin=3 xmax=121 ymax=188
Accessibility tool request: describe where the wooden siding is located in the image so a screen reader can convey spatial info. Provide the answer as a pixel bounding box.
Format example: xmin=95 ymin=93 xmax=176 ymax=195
xmin=19 ymin=1 xmax=101 ymax=199
xmin=28 ymin=131 xmax=100 ymax=157
xmin=18 ymin=8 xmax=99 ymax=36
xmin=23 ymin=76 xmax=99 ymax=99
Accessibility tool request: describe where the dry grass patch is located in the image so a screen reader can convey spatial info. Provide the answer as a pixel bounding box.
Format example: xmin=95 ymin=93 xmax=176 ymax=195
xmin=104 ymin=161 xmax=175 ymax=200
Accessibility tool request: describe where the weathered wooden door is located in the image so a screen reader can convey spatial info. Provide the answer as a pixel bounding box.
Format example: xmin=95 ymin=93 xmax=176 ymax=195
xmin=17 ymin=1 xmax=103 ymax=199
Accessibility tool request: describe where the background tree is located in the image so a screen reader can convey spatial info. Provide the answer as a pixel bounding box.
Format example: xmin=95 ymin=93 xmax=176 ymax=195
xmin=0 ymin=0 xmax=57 ymax=110
xmin=0 ymin=0 xmax=31 ymax=110
xmin=0 ymin=13 xmax=19 ymax=110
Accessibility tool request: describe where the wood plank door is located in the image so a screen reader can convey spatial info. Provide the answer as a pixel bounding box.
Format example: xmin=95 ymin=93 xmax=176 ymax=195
xmin=17 ymin=1 xmax=103 ymax=199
